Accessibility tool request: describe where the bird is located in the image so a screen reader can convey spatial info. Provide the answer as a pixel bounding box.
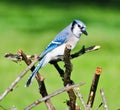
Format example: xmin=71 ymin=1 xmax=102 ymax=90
xmin=26 ymin=20 xmax=88 ymax=87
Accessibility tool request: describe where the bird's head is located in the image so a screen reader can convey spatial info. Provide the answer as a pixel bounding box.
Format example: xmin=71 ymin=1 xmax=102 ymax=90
xmin=71 ymin=20 xmax=88 ymax=38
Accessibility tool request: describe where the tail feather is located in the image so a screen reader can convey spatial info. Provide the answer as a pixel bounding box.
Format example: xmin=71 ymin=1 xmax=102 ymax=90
xmin=25 ymin=58 xmax=44 ymax=87
xmin=26 ymin=76 xmax=33 ymax=87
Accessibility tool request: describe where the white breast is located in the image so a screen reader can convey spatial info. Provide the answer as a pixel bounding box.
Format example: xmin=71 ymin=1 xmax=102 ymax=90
xmin=41 ymin=44 xmax=66 ymax=67
xmin=48 ymin=36 xmax=79 ymax=60
xmin=67 ymin=35 xmax=79 ymax=49
xmin=42 ymin=35 xmax=80 ymax=67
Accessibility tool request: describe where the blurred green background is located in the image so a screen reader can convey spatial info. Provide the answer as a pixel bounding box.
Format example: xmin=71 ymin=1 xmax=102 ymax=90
xmin=0 ymin=0 xmax=120 ymax=109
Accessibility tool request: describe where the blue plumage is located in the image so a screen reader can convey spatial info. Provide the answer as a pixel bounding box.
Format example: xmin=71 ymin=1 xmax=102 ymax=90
xmin=26 ymin=20 xmax=87 ymax=87
xmin=26 ymin=58 xmax=45 ymax=87
xmin=39 ymin=30 xmax=69 ymax=59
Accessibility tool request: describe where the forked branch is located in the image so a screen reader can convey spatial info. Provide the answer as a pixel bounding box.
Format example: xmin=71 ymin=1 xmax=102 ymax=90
xmin=18 ymin=50 xmax=56 ymax=110
xmin=1 ymin=45 xmax=100 ymax=104
xmin=24 ymin=82 xmax=85 ymax=110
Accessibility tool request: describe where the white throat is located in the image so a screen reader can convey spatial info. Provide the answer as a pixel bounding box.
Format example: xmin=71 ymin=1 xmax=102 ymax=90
xmin=72 ymin=24 xmax=82 ymax=38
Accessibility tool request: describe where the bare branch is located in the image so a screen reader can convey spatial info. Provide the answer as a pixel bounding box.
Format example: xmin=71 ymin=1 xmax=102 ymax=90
xmin=24 ymin=82 xmax=85 ymax=110
xmin=100 ymin=89 xmax=108 ymax=110
xmin=1 ymin=50 xmax=56 ymax=109
xmin=0 ymin=55 xmax=39 ymax=101
xmin=2 ymin=45 xmax=101 ymax=106
xmin=51 ymin=45 xmax=101 ymax=110
xmin=71 ymin=45 xmax=100 ymax=59
xmin=4 ymin=53 xmax=36 ymax=63
xmin=18 ymin=50 xmax=56 ymax=110
xmin=63 ymin=44 xmax=76 ymax=110
xmin=73 ymin=87 xmax=88 ymax=110
xmin=5 ymin=45 xmax=100 ymax=64
xmin=63 ymin=44 xmax=73 ymax=85
xmin=96 ymin=102 xmax=103 ymax=110
xmin=87 ymin=67 xmax=102 ymax=108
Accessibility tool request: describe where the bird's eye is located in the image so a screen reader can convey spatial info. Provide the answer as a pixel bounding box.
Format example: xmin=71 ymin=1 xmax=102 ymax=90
xmin=78 ymin=25 xmax=84 ymax=29
xmin=78 ymin=25 xmax=81 ymax=28
xmin=81 ymin=27 xmax=84 ymax=29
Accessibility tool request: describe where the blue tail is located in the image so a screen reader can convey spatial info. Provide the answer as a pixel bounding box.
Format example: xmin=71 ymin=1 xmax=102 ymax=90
xmin=25 ymin=58 xmax=45 ymax=87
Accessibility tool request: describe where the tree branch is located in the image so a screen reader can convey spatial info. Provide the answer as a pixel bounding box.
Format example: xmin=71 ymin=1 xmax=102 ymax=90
xmin=1 ymin=45 xmax=100 ymax=103
xmin=63 ymin=44 xmax=76 ymax=110
xmin=100 ymin=88 xmax=108 ymax=110
xmin=18 ymin=50 xmax=56 ymax=110
xmin=24 ymin=82 xmax=85 ymax=110
xmin=1 ymin=50 xmax=56 ymax=110
xmin=0 ymin=56 xmax=39 ymax=101
xmin=71 ymin=45 xmax=100 ymax=59
xmin=51 ymin=45 xmax=101 ymax=110
xmin=87 ymin=67 xmax=102 ymax=108
xmin=4 ymin=45 xmax=100 ymax=64
xmin=50 ymin=45 xmax=100 ymax=63
xmin=73 ymin=87 xmax=88 ymax=110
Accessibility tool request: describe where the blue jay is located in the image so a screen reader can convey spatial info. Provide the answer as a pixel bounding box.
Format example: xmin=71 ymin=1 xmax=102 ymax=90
xmin=26 ymin=20 xmax=88 ymax=87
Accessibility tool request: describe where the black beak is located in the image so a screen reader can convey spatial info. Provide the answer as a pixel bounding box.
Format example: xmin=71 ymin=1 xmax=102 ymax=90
xmin=81 ymin=30 xmax=88 ymax=36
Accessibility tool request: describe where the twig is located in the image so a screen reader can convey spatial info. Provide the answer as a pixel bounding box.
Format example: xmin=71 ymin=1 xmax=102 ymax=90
xmin=1 ymin=50 xmax=56 ymax=110
xmin=71 ymin=45 xmax=100 ymax=59
xmin=100 ymin=88 xmax=108 ymax=110
xmin=49 ymin=45 xmax=101 ymax=63
xmin=87 ymin=67 xmax=102 ymax=108
xmin=4 ymin=45 xmax=100 ymax=64
xmin=63 ymin=44 xmax=76 ymax=110
xmin=73 ymin=87 xmax=88 ymax=109
xmin=24 ymin=82 xmax=85 ymax=110
xmin=4 ymin=45 xmax=100 ymax=65
xmin=1 ymin=45 xmax=100 ymax=101
xmin=18 ymin=50 xmax=56 ymax=110
xmin=63 ymin=44 xmax=73 ymax=86
xmin=51 ymin=45 xmax=101 ymax=110
xmin=0 ymin=57 xmax=39 ymax=101
xmin=1 ymin=50 xmax=56 ymax=109
xmin=96 ymin=102 xmax=103 ymax=110
xmin=4 ymin=53 xmax=36 ymax=63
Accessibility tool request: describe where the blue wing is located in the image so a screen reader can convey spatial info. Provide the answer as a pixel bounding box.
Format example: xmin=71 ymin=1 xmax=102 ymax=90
xmin=39 ymin=31 xmax=69 ymax=59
